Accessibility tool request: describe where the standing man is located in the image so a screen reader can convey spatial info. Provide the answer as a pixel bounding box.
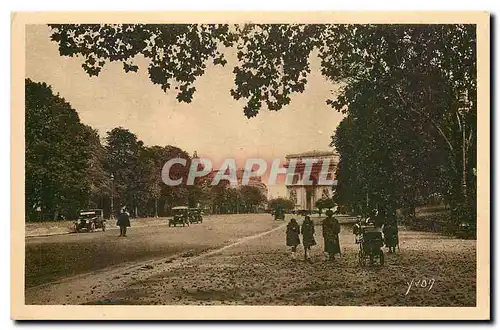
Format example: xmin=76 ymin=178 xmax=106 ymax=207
xmin=117 ymin=207 xmax=131 ymax=237
xmin=322 ymin=209 xmax=341 ymax=261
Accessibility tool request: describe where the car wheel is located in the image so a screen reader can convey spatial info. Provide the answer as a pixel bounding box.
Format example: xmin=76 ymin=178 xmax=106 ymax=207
xmin=90 ymin=223 xmax=96 ymax=232
xmin=102 ymin=223 xmax=106 ymax=232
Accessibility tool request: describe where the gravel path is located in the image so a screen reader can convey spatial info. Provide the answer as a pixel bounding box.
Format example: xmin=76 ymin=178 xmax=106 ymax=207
xmin=25 ymin=215 xmax=476 ymax=306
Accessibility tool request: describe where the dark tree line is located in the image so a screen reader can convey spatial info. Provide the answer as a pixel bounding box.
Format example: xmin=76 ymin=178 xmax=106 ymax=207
xmin=268 ymin=197 xmax=295 ymax=211
xmin=47 ymin=23 xmax=477 ymax=223
xmin=25 ymin=79 xmax=266 ymax=221
xmin=328 ymin=25 xmax=476 ymax=223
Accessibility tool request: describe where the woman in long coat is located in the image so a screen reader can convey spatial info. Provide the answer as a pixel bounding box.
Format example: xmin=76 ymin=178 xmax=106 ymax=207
xmin=301 ymin=216 xmax=316 ymax=261
xmin=322 ymin=210 xmax=341 ymax=260
xmin=383 ymin=210 xmax=399 ymax=253
xmin=286 ymin=218 xmax=301 ymax=260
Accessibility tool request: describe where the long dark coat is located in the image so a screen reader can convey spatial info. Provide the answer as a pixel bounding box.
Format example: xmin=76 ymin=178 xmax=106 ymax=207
xmin=301 ymin=219 xmax=316 ymax=248
xmin=322 ymin=217 xmax=341 ymax=254
xmin=383 ymin=223 xmax=399 ymax=247
xmin=286 ymin=222 xmax=301 ymax=247
xmin=116 ymin=212 xmax=131 ymax=227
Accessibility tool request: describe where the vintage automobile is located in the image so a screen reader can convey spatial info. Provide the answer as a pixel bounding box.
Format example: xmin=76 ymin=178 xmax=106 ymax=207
xmin=188 ymin=207 xmax=203 ymax=224
xmin=169 ymin=206 xmax=190 ymax=227
xmin=455 ymin=220 xmax=476 ymax=239
xmin=274 ymin=207 xmax=285 ymax=221
xmin=73 ymin=209 xmax=105 ymax=233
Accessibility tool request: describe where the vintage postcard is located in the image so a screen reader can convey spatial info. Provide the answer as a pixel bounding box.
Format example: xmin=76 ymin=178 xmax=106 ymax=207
xmin=11 ymin=11 xmax=490 ymax=320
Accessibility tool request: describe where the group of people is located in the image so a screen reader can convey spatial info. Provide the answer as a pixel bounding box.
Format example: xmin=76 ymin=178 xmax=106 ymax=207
xmin=286 ymin=209 xmax=341 ymax=262
xmin=286 ymin=207 xmax=400 ymax=261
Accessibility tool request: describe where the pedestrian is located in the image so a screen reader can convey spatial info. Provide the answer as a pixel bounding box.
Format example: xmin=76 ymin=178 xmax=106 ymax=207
xmin=301 ymin=215 xmax=316 ymax=261
xmin=286 ymin=218 xmax=301 ymax=260
xmin=366 ymin=209 xmax=377 ymax=225
xmin=383 ymin=210 xmax=399 ymax=253
xmin=116 ymin=207 xmax=131 ymax=237
xmin=353 ymin=215 xmax=363 ymax=243
xmin=322 ymin=209 xmax=341 ymax=261
xmin=374 ymin=207 xmax=386 ymax=228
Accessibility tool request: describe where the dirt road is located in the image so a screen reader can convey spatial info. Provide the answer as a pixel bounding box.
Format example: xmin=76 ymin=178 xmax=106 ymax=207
xmin=25 ymin=214 xmax=284 ymax=287
xmin=25 ymin=214 xmax=476 ymax=306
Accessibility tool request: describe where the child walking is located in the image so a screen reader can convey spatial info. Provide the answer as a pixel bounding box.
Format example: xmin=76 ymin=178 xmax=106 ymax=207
xmin=301 ymin=215 xmax=316 ymax=261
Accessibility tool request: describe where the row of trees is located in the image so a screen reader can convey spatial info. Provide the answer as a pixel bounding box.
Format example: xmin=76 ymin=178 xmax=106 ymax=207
xmin=268 ymin=197 xmax=295 ymax=211
xmin=47 ymin=23 xmax=477 ymax=223
xmin=210 ymin=184 xmax=267 ymax=214
xmin=25 ymin=79 xmax=266 ymax=221
xmin=267 ymin=197 xmax=336 ymax=216
xmin=315 ymin=197 xmax=336 ymax=215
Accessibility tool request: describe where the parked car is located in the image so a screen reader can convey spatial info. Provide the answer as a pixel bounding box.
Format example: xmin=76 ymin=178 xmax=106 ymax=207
xmin=274 ymin=208 xmax=285 ymax=220
xmin=169 ymin=206 xmax=190 ymax=227
xmin=188 ymin=207 xmax=203 ymax=224
xmin=455 ymin=221 xmax=476 ymax=239
xmin=73 ymin=209 xmax=105 ymax=233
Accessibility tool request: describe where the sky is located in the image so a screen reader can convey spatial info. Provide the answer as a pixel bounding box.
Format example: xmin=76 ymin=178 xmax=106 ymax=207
xmin=25 ymin=24 xmax=345 ymax=198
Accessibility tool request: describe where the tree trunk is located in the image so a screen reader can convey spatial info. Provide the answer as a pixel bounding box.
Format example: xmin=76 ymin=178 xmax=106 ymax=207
xmin=154 ymin=199 xmax=158 ymax=218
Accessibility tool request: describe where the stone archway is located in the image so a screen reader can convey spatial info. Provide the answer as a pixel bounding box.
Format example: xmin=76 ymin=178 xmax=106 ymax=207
xmin=305 ymin=174 xmax=319 ymax=210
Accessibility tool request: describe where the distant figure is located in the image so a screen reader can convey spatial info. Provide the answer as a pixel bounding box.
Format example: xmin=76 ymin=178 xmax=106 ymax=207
xmin=374 ymin=208 xmax=386 ymax=228
xmin=117 ymin=207 xmax=131 ymax=237
xmin=353 ymin=215 xmax=363 ymax=243
xmin=286 ymin=218 xmax=301 ymax=260
xmin=322 ymin=210 xmax=341 ymax=261
xmin=301 ymin=215 xmax=316 ymax=261
xmin=365 ymin=209 xmax=382 ymax=232
xmin=383 ymin=210 xmax=399 ymax=253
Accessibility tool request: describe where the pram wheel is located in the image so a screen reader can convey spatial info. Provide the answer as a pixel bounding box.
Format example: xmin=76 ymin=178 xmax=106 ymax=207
xmin=358 ymin=250 xmax=365 ymax=267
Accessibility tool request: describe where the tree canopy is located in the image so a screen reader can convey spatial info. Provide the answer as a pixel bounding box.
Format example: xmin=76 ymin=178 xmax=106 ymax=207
xmin=315 ymin=197 xmax=336 ymax=212
xmin=25 ymin=79 xmax=94 ymax=220
xmin=48 ymin=24 xmax=475 ymax=116
xmin=25 ymin=78 xmax=269 ymax=220
xmin=268 ymin=197 xmax=295 ymax=211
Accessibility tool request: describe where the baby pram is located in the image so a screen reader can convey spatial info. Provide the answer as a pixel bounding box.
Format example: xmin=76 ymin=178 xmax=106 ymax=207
xmin=357 ymin=227 xmax=385 ymax=266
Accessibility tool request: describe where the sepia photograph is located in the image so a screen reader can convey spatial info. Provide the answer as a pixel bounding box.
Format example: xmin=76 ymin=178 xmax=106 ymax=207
xmin=11 ymin=11 xmax=490 ymax=320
